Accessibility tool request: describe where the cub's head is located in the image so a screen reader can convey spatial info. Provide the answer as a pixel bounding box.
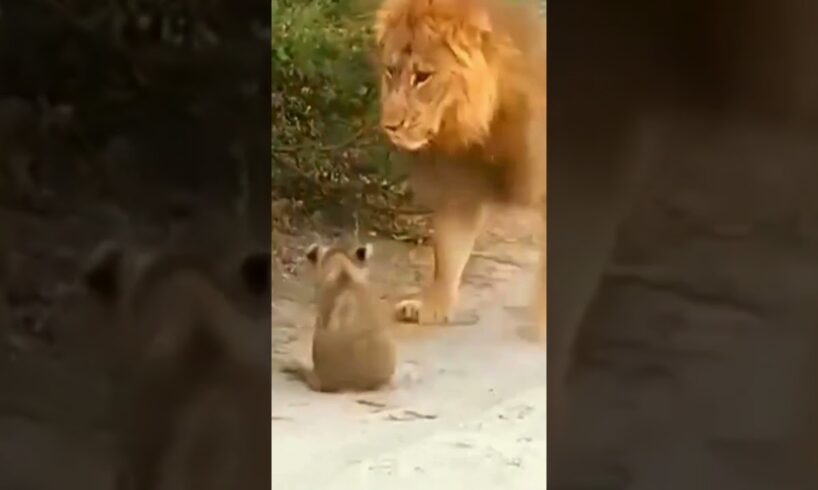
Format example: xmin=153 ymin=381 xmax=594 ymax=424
xmin=374 ymin=0 xmax=504 ymax=153
xmin=305 ymin=241 xmax=373 ymax=286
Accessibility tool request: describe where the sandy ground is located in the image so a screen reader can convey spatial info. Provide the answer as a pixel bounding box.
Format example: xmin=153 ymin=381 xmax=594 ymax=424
xmin=271 ymin=210 xmax=546 ymax=489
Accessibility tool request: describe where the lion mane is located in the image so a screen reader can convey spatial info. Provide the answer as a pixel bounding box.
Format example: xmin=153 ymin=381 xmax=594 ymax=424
xmin=374 ymin=0 xmax=546 ymax=207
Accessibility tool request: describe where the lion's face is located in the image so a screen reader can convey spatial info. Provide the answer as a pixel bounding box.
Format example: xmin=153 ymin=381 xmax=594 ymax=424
xmin=375 ymin=0 xmax=500 ymax=153
xmin=377 ymin=29 xmax=459 ymax=152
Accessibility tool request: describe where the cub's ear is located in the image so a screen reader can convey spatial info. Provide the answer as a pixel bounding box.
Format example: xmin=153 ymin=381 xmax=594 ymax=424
xmin=82 ymin=240 xmax=125 ymax=303
xmin=239 ymin=250 xmax=271 ymax=297
xmin=305 ymin=243 xmax=325 ymax=266
xmin=354 ymin=243 xmax=374 ymax=263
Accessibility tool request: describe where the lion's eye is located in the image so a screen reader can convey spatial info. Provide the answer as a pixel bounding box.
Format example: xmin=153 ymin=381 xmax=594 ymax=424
xmin=413 ymin=71 xmax=433 ymax=85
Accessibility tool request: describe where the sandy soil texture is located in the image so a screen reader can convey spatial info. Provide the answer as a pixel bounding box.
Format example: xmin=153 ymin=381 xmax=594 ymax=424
xmin=271 ymin=210 xmax=546 ymax=489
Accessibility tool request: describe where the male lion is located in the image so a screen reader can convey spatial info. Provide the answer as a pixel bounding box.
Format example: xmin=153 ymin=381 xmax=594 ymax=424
xmin=374 ymin=0 xmax=546 ymax=335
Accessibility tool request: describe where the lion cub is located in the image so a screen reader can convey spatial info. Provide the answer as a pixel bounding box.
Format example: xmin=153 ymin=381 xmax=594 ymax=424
xmin=290 ymin=241 xmax=396 ymax=392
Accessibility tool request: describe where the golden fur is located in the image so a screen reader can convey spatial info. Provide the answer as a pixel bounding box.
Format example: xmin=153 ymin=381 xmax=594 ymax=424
xmin=374 ymin=0 xmax=546 ymax=336
xmin=285 ymin=241 xmax=396 ymax=392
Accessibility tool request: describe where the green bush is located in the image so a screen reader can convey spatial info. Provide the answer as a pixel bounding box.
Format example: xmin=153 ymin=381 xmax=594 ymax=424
xmin=272 ymin=0 xmax=377 ymax=133
xmin=272 ymin=0 xmax=412 ymax=233
xmin=271 ymin=0 xmax=383 ymax=169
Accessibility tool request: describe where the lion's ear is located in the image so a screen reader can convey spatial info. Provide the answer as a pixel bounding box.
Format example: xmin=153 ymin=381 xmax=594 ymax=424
xmin=305 ymin=243 xmax=326 ymax=266
xmin=353 ymin=243 xmax=373 ymax=263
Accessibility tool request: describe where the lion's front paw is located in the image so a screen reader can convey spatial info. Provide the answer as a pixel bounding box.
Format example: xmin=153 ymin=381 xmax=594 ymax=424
xmin=395 ymin=298 xmax=423 ymax=323
xmin=394 ymin=291 xmax=454 ymax=325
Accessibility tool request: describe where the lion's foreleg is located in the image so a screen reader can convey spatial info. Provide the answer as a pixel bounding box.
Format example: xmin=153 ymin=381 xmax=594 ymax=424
xmin=396 ymin=202 xmax=487 ymax=324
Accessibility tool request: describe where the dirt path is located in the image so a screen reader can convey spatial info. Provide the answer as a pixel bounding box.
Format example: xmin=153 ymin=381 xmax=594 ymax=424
xmin=271 ymin=209 xmax=545 ymax=489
